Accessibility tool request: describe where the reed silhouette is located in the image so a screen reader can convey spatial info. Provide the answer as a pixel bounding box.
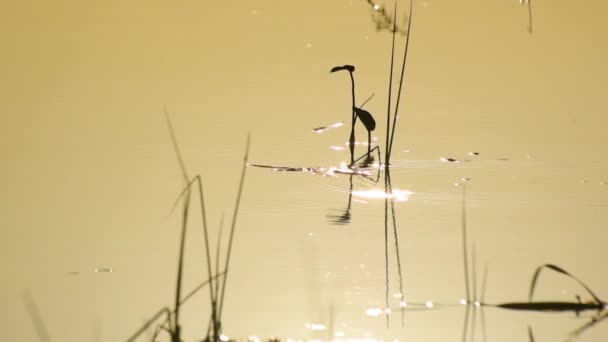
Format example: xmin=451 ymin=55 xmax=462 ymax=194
xmin=252 ymin=1 xmax=415 ymax=330
xmin=126 ymin=111 xmax=250 ymax=342
xmin=457 ymin=184 xmax=607 ymax=342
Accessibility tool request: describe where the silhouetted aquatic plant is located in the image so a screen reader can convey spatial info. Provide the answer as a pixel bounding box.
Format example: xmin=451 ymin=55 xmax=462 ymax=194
xmin=330 ymin=64 xmax=358 ymax=166
xmin=252 ymin=1 xmax=416 ymax=330
xmin=165 ymin=108 xmax=219 ymax=342
xmin=127 ymin=111 xmax=250 ymax=342
xmin=457 ymin=184 xmax=607 ymax=342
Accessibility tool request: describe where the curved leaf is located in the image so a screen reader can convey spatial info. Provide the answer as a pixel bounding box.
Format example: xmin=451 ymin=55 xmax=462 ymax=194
xmin=528 ymin=264 xmax=602 ymax=305
xmin=330 ymin=65 xmax=355 ymax=73
xmin=353 ymin=106 xmax=376 ymax=131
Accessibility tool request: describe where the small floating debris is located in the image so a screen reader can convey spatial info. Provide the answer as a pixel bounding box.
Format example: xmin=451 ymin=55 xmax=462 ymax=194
xmin=580 ymin=180 xmax=589 ymax=184
xmin=313 ymin=122 xmax=344 ymax=133
xmin=601 ymin=182 xmax=607 ymax=186
xmin=441 ymin=157 xmax=459 ymax=163
xmin=496 ymin=158 xmax=509 ymax=161
xmin=66 ymin=271 xmax=79 ymax=276
xmin=467 ymin=152 xmax=480 ymax=156
xmin=94 ymin=268 xmax=112 ymax=273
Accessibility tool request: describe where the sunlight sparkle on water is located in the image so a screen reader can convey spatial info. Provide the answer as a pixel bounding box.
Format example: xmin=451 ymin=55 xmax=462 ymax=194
xmin=425 ymin=301 xmax=434 ymax=308
xmin=373 ymin=4 xmax=380 ymax=10
xmin=305 ymin=323 xmax=326 ymax=331
xmin=459 ymin=299 xmax=467 ymax=305
xmin=365 ymin=308 xmax=382 ymax=317
xmin=400 ymin=301 xmax=406 ymax=307
xmin=352 ymin=189 xmax=413 ymax=201
xmin=220 ymin=334 xmax=230 ymax=341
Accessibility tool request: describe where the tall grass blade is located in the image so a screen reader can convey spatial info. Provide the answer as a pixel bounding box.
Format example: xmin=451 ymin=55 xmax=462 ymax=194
xmin=384 ymin=2 xmax=397 ymax=167
xmin=125 ymin=307 xmax=172 ymax=342
xmin=528 ymin=264 xmax=602 ymax=304
xmin=165 ymin=109 xmax=218 ymax=340
xmin=217 ymin=133 xmax=251 ymax=326
xmin=387 ymin=0 xmax=414 ymax=161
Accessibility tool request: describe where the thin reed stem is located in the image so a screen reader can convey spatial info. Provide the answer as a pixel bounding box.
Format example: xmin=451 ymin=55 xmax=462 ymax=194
xmin=217 ymin=134 xmax=251 ymax=326
xmin=387 ymin=0 xmax=414 ymax=161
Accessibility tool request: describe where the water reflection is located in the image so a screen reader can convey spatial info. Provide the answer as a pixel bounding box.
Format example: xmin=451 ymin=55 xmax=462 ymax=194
xmin=456 ymin=184 xmax=608 ymax=342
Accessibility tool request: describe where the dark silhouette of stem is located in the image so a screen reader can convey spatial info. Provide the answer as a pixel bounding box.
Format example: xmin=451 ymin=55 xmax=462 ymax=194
xmin=387 ymin=0 xmax=414 ymax=162
xmin=126 ymin=307 xmax=172 ymax=342
xmin=165 ymin=108 xmax=218 ymax=341
xmin=349 ymin=72 xmax=357 ymax=166
xmin=384 ymin=2 xmax=397 ymax=168
xmin=165 ymin=108 xmax=190 ymax=341
xmin=217 ymin=134 xmax=251 ymax=328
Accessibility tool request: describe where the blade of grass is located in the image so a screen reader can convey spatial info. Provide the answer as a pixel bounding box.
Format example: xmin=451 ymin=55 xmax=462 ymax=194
xmin=126 ymin=307 xmax=172 ymax=342
xmin=387 ymin=0 xmax=414 ymax=162
xmin=383 ymin=1 xmax=397 ymax=168
xmin=165 ymin=108 xmax=218 ymax=340
xmin=528 ymin=264 xmax=602 ymax=304
xmin=217 ymin=133 xmax=251 ymax=327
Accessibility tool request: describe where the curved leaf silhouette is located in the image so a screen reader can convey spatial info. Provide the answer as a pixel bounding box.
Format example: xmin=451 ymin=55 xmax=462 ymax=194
xmin=330 ymin=65 xmax=355 ymax=73
xmin=353 ymin=106 xmax=376 ymax=132
xmin=528 ymin=264 xmax=602 ymax=305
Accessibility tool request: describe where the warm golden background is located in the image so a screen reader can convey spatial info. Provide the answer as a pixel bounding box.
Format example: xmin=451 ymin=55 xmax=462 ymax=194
xmin=2 ymin=0 xmax=608 ymax=341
